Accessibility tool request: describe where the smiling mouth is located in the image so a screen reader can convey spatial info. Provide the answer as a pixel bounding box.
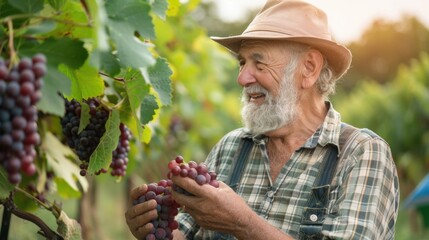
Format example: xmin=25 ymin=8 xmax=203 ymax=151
xmin=248 ymin=93 xmax=266 ymax=102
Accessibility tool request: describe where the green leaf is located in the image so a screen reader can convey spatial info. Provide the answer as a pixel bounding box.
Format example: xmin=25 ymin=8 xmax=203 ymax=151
xmin=122 ymin=69 xmax=150 ymax=139
xmin=78 ymin=102 xmax=90 ymax=134
xmin=24 ymin=20 xmax=56 ymax=35
xmin=108 ymin=20 xmax=156 ymax=69
xmin=19 ymin=38 xmax=88 ymax=69
xmin=42 ymin=132 xmax=88 ymax=193
xmin=0 ymin=168 xmax=14 ymax=199
xmin=7 ymin=0 xmax=43 ymax=14
xmin=0 ymin=1 xmax=27 ymax=27
xmin=97 ymin=51 xmax=121 ymax=77
xmin=146 ymin=57 xmax=173 ymax=106
xmin=47 ymin=0 xmax=67 ymax=11
xmin=152 ymin=0 xmax=169 ymax=20
xmin=140 ymin=94 xmax=159 ymax=124
xmin=38 ymin=65 xmax=70 ymax=116
xmin=59 ymin=62 xmax=104 ymax=101
xmin=106 ymin=0 xmax=155 ymax=39
xmin=88 ymin=109 xmax=121 ymax=174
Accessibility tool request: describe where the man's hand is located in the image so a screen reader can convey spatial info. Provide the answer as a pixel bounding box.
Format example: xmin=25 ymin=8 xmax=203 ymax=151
xmin=171 ymin=175 xmax=252 ymax=235
xmin=124 ymin=185 xmax=158 ymax=239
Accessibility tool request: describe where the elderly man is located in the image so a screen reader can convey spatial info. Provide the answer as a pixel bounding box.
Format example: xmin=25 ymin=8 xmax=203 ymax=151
xmin=125 ymin=0 xmax=399 ymax=239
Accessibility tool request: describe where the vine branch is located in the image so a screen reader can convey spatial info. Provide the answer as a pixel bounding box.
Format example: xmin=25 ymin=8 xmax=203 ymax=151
xmin=99 ymin=71 xmax=125 ymax=82
xmin=6 ymin=18 xmax=18 ymax=67
xmin=1 ymin=194 xmax=64 ymax=240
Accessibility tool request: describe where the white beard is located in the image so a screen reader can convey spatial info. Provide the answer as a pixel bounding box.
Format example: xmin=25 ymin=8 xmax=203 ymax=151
xmin=240 ymin=65 xmax=298 ymax=135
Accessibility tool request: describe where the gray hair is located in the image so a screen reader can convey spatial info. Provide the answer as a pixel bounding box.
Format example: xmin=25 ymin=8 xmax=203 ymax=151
xmin=284 ymin=42 xmax=337 ymax=98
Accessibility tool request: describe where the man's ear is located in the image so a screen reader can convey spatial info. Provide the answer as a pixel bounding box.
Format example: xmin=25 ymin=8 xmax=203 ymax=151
xmin=300 ymin=49 xmax=324 ymax=89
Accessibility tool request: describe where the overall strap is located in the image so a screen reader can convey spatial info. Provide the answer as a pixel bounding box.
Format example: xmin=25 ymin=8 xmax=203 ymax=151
xmin=213 ymin=138 xmax=254 ymax=240
xmin=299 ymin=123 xmax=358 ymax=239
xmin=227 ymin=137 xmax=254 ymax=191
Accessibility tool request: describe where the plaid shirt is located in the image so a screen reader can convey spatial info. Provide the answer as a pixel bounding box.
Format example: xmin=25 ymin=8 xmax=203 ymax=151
xmin=177 ymin=104 xmax=399 ymax=239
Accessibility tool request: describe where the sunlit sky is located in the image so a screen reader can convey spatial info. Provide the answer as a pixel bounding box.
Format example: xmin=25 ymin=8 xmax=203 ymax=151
xmin=208 ymin=0 xmax=429 ymax=44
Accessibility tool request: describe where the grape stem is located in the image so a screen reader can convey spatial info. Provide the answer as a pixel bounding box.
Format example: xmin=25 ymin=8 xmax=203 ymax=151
xmin=6 ymin=18 xmax=18 ymax=67
xmin=1 ymin=193 xmax=64 ymax=240
xmin=99 ymin=71 xmax=125 ymax=82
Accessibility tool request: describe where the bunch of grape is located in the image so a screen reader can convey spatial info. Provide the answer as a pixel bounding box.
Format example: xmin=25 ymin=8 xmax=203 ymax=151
xmin=0 ymin=54 xmax=46 ymax=184
xmin=61 ymin=98 xmax=132 ymax=177
xmin=167 ymin=156 xmax=220 ymax=195
xmin=110 ymin=123 xmax=132 ymax=177
xmin=61 ymin=98 xmax=109 ymax=176
xmin=133 ymin=156 xmax=219 ymax=240
xmin=133 ymin=180 xmax=180 ymax=240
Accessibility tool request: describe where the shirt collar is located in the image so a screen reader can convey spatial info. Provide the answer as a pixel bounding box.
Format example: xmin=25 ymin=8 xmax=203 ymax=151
xmin=302 ymin=101 xmax=341 ymax=149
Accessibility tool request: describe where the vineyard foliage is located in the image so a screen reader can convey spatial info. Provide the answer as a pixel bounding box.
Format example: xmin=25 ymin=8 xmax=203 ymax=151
xmin=335 ymin=53 xmax=429 ymax=196
xmin=0 ymin=0 xmax=175 ymax=194
xmin=0 ymin=0 xmax=241 ymax=238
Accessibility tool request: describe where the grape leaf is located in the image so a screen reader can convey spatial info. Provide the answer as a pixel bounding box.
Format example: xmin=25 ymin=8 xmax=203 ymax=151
xmin=59 ymin=61 xmax=104 ymax=101
xmin=78 ymin=102 xmax=90 ymax=134
xmin=166 ymin=0 xmax=180 ymax=16
xmin=0 ymin=169 xmax=14 ymax=199
xmin=151 ymin=0 xmax=169 ymax=20
xmin=38 ymin=65 xmax=70 ymax=116
xmin=105 ymin=0 xmax=155 ymax=40
xmin=7 ymin=0 xmax=43 ymax=14
xmin=108 ymin=20 xmax=156 ymax=69
xmin=24 ymin=20 xmax=56 ymax=35
xmin=41 ymin=132 xmax=88 ymax=193
xmin=56 ymin=210 xmax=82 ymax=240
xmin=47 ymin=0 xmax=67 ymax=11
xmin=146 ymin=57 xmax=173 ymax=106
xmin=121 ymin=69 xmax=150 ymax=140
xmin=88 ymin=109 xmax=121 ymax=174
xmin=140 ymin=94 xmax=159 ymax=125
xmin=19 ymin=38 xmax=88 ymax=69
xmin=97 ymin=51 xmax=121 ymax=77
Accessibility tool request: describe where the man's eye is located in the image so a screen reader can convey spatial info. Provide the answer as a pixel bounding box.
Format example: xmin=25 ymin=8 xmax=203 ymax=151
xmin=256 ymin=62 xmax=264 ymax=70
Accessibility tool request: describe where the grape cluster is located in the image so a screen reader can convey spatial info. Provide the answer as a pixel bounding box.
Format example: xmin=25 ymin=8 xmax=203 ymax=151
xmin=110 ymin=123 xmax=131 ymax=177
xmin=0 ymin=54 xmax=46 ymax=184
xmin=133 ymin=156 xmax=219 ymax=240
xmin=61 ymin=98 xmax=132 ymax=177
xmin=167 ymin=156 xmax=220 ymax=195
xmin=61 ymin=98 xmax=109 ymax=176
xmin=133 ymin=180 xmax=180 ymax=240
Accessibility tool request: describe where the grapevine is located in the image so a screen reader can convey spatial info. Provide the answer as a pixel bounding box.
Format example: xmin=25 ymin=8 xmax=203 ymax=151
xmin=0 ymin=54 xmax=46 ymax=184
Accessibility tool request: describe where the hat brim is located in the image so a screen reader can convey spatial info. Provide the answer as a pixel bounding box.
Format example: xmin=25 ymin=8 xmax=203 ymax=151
xmin=211 ymin=34 xmax=352 ymax=80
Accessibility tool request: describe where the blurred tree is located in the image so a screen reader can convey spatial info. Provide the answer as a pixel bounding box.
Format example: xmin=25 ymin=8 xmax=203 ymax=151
xmin=334 ymin=53 xmax=429 ymax=199
xmin=343 ymin=15 xmax=429 ymax=91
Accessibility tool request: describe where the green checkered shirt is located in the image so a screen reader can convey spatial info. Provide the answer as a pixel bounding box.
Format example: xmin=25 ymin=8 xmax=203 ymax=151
xmin=177 ymin=104 xmax=399 ymax=239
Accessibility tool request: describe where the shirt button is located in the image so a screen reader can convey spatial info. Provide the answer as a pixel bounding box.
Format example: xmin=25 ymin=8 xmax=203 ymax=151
xmin=267 ymin=191 xmax=274 ymax=198
xmin=310 ymin=214 xmax=318 ymax=222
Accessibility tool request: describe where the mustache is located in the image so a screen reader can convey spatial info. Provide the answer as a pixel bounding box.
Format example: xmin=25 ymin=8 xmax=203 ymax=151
xmin=243 ymin=84 xmax=269 ymax=95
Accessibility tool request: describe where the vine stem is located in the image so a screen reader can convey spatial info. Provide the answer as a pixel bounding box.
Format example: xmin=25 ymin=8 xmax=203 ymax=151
xmin=1 ymin=203 xmax=12 ymax=240
xmin=1 ymin=193 xmax=64 ymax=240
xmin=99 ymin=71 xmax=125 ymax=82
xmin=7 ymin=18 xmax=18 ymax=67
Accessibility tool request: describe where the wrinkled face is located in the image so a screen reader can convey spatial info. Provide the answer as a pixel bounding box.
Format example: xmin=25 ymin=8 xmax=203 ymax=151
xmin=237 ymin=40 xmax=300 ymax=135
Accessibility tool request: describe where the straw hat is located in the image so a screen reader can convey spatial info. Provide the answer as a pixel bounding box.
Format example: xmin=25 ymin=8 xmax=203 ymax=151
xmin=211 ymin=0 xmax=352 ymax=80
